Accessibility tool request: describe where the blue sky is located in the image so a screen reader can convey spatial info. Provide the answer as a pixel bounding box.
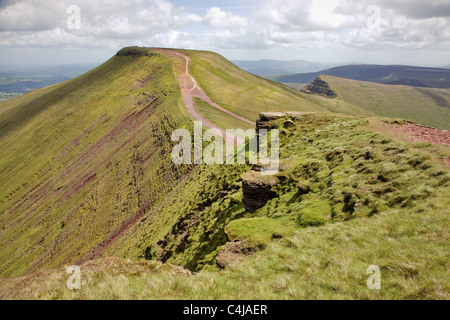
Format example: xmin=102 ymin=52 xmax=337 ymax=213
xmin=0 ymin=0 xmax=449 ymax=66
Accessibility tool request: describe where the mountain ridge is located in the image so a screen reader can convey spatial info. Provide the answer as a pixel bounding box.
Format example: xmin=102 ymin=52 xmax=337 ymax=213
xmin=0 ymin=47 xmax=449 ymax=300
xmin=271 ymin=64 xmax=450 ymax=89
xmin=0 ymin=47 xmax=353 ymax=277
xmin=232 ymin=59 xmax=338 ymax=76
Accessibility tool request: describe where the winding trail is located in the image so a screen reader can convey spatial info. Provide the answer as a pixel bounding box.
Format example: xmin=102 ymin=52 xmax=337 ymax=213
xmin=154 ymin=48 xmax=255 ymax=146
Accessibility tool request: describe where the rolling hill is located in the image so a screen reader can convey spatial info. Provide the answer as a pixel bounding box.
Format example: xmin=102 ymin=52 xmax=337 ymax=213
xmin=301 ymin=75 xmax=450 ymax=130
xmin=271 ymin=65 xmax=450 ymax=89
xmin=0 ymin=47 xmax=449 ymax=300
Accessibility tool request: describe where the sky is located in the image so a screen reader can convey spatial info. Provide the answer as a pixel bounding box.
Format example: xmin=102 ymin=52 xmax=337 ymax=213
xmin=0 ymin=0 xmax=449 ymax=67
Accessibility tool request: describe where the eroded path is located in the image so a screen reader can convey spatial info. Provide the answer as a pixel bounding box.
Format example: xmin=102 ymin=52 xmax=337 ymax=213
xmin=381 ymin=121 xmax=450 ymax=147
xmin=155 ymin=48 xmax=255 ymax=145
xmin=369 ymin=120 xmax=450 ymax=168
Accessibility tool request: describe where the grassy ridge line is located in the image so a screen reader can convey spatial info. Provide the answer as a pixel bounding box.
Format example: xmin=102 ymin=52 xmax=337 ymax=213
xmin=154 ymin=48 xmax=252 ymax=147
xmin=77 ymin=115 xmax=450 ymax=299
xmin=2 ymin=193 xmax=448 ymax=300
xmin=1 ymin=47 xmax=448 ymax=299
xmin=182 ymin=50 xmax=373 ymax=123
xmin=104 ymin=113 xmax=449 ymax=277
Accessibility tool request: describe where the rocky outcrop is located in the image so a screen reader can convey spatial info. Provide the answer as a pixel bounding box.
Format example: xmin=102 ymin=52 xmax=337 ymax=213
xmin=256 ymin=112 xmax=304 ymax=131
xmin=241 ymin=112 xmax=307 ymax=212
xmin=242 ymin=171 xmax=278 ymax=212
xmin=301 ymin=76 xmax=337 ymax=98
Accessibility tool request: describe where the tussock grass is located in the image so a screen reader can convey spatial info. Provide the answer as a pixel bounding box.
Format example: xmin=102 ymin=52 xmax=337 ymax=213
xmin=2 ymin=188 xmax=448 ymax=300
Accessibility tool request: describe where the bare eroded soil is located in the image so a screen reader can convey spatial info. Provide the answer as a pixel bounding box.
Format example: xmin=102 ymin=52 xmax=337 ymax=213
xmin=383 ymin=121 xmax=450 ymax=147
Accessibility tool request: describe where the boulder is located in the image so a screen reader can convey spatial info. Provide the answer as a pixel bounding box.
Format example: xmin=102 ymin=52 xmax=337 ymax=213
xmin=257 ymin=112 xmax=304 ymax=131
xmin=241 ymin=171 xmax=278 ymax=212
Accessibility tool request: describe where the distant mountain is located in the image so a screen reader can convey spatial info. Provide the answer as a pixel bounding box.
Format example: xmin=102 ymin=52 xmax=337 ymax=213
xmin=272 ymin=65 xmax=450 ymax=89
xmin=231 ymin=59 xmax=339 ymax=76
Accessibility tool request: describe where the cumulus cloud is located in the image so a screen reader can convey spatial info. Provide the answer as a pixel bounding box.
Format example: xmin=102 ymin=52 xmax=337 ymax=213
xmin=335 ymin=0 xmax=450 ymax=51
xmin=0 ymin=0 xmax=449 ymax=64
xmin=251 ymin=0 xmax=358 ymax=32
xmin=0 ymin=0 xmax=66 ymax=32
xmin=383 ymin=0 xmax=450 ymax=19
xmin=244 ymin=0 xmax=450 ymax=51
xmin=0 ymin=0 xmax=202 ymax=48
xmin=204 ymin=7 xmax=247 ymax=28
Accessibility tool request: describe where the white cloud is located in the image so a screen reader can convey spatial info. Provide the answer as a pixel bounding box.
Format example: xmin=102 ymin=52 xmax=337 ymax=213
xmin=204 ymin=7 xmax=247 ymax=28
xmin=0 ymin=0 xmax=202 ymax=45
xmin=0 ymin=0 xmax=449 ymax=64
xmin=244 ymin=0 xmax=450 ymax=51
xmin=0 ymin=0 xmax=66 ymax=32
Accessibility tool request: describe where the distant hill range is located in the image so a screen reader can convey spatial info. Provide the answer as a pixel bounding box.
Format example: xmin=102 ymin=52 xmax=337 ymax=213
xmin=232 ymin=59 xmax=338 ymax=76
xmin=270 ymin=65 xmax=450 ymax=89
xmin=0 ymin=63 xmax=100 ymax=101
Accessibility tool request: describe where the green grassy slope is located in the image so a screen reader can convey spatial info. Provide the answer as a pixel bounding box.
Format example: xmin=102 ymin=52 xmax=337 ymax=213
xmin=0 ymin=48 xmax=197 ymax=277
xmin=0 ymin=47 xmax=449 ymax=299
xmin=106 ymin=113 xmax=450 ymax=274
xmin=0 ymin=47 xmax=368 ymax=278
xmin=1 ymin=114 xmax=448 ymax=299
xmin=310 ymin=75 xmax=450 ymax=130
xmin=183 ymin=50 xmax=373 ymax=125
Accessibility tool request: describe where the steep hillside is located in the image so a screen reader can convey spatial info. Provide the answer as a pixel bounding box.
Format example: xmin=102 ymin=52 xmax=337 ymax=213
xmin=1 ymin=47 xmax=449 ymax=300
xmin=302 ymin=75 xmax=450 ymax=130
xmin=273 ymin=65 xmax=450 ymax=89
xmin=0 ymin=47 xmax=358 ymax=278
xmin=0 ymin=48 xmax=200 ymax=277
xmin=1 ymin=113 xmax=449 ymax=299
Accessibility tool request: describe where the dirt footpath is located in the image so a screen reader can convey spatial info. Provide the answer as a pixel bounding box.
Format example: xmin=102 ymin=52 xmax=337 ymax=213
xmin=154 ymin=48 xmax=255 ymax=146
xmin=383 ymin=121 xmax=450 ymax=147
